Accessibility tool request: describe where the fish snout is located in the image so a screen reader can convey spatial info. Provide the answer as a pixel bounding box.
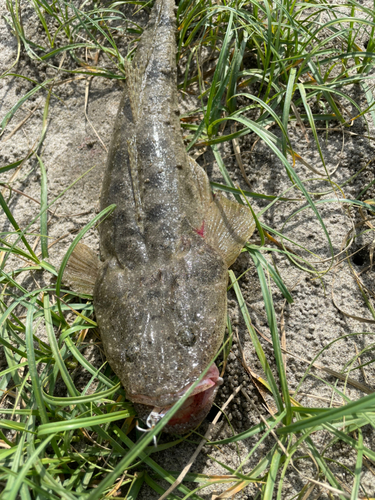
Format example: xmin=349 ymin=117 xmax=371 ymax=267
xmin=133 ymin=364 xmax=223 ymax=434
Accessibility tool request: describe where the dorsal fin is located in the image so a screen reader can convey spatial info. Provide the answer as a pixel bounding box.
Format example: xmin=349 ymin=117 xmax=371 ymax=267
xmin=188 ymin=157 xmax=213 ymax=212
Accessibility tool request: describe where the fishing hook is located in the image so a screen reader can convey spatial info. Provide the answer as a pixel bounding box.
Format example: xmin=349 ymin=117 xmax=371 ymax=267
xmin=136 ymin=408 xmax=168 ymax=447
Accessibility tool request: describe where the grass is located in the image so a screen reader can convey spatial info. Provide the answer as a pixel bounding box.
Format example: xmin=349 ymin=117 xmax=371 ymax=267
xmin=1 ymin=0 xmax=375 ymax=498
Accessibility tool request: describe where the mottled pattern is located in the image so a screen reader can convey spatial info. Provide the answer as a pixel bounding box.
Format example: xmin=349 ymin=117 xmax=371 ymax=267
xmin=97 ymin=0 xmax=203 ymax=268
xmin=94 ymin=0 xmax=254 ymax=416
xmin=95 ymin=234 xmax=227 ymax=407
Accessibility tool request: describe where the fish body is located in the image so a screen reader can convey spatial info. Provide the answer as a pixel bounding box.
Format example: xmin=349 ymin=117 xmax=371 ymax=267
xmin=66 ymin=0 xmax=254 ymax=433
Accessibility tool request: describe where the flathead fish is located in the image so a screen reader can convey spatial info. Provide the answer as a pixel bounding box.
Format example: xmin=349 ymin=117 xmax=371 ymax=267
xmin=65 ymin=0 xmax=255 ymax=433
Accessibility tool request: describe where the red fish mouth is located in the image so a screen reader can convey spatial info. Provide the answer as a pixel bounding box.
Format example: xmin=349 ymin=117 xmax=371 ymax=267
xmin=132 ymin=364 xmax=223 ymax=433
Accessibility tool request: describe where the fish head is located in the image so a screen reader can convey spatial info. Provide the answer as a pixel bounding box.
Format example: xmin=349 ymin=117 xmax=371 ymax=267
xmin=94 ymin=234 xmax=228 ymax=432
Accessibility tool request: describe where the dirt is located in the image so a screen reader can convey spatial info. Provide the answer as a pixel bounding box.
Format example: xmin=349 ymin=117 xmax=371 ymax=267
xmin=1 ymin=1 xmax=375 ymax=498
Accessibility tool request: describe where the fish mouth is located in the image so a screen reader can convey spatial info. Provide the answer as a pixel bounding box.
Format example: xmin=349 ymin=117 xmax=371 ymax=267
xmin=131 ymin=364 xmax=223 ymax=433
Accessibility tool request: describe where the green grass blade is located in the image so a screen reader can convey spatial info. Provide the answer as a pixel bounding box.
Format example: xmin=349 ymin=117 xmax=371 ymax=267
xmin=304 ymin=435 xmax=347 ymax=500
xmin=25 ymin=299 xmax=49 ymax=426
xmin=211 ymin=145 xmax=241 ymax=203
xmin=0 ymin=77 xmax=54 ymax=132
xmin=263 ymin=445 xmax=282 ymax=500
xmin=55 ymin=204 xmax=116 ymax=318
xmin=1 ymin=432 xmax=26 ymax=498
xmin=125 ymin=471 xmax=145 ymax=500
xmin=351 ymin=428 xmax=363 ymax=500
xmin=248 ymin=250 xmax=292 ymax=423
xmin=36 ymin=154 xmax=49 ymax=259
xmin=278 ymin=392 xmax=375 ymax=435
xmin=87 ymin=357 xmax=223 ymax=500
xmin=0 ymin=192 xmax=38 ymax=262
xmin=38 ymin=410 xmax=133 ymax=436
xmin=282 ymin=68 xmax=296 ymax=156
xmin=205 ymin=11 xmax=233 ymax=134
xmin=43 ymin=293 xmax=79 ymax=397
xmin=42 ymin=383 xmax=121 ymax=406
xmin=210 ymin=411 xmax=286 ymax=445
xmin=297 ymin=83 xmax=328 ymax=175
xmin=114 ymin=428 xmax=203 ymax=500
xmin=246 ymin=247 xmax=293 ymax=304
xmin=229 ymin=270 xmax=283 ymax=412
xmin=226 ymin=32 xmax=248 ymax=114
xmin=4 ymin=435 xmax=53 ymax=500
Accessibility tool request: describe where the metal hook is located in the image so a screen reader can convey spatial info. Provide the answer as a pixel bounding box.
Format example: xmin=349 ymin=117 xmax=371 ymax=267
xmin=136 ymin=407 xmax=168 ymax=447
xmin=136 ymin=419 xmax=158 ymax=447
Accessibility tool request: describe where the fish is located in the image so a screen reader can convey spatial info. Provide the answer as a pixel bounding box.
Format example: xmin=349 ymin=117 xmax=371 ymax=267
xmin=64 ymin=0 xmax=255 ymax=433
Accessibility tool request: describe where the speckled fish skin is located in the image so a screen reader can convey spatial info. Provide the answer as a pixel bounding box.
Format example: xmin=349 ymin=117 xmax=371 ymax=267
xmin=94 ymin=0 xmax=228 ymax=410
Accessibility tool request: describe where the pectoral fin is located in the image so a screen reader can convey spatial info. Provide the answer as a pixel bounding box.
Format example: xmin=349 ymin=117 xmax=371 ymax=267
xmin=63 ymin=243 xmax=99 ymax=295
xmin=205 ymin=193 xmax=255 ymax=267
xmin=189 ymin=157 xmax=213 ymax=212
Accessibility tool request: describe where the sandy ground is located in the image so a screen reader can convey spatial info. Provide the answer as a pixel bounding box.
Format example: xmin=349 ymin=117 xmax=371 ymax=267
xmin=1 ymin=0 xmax=375 ymax=498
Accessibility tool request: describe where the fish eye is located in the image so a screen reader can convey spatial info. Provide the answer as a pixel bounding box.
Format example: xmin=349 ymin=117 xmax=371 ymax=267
xmin=177 ymin=328 xmax=197 ymax=347
xmin=125 ymin=344 xmax=140 ymax=362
